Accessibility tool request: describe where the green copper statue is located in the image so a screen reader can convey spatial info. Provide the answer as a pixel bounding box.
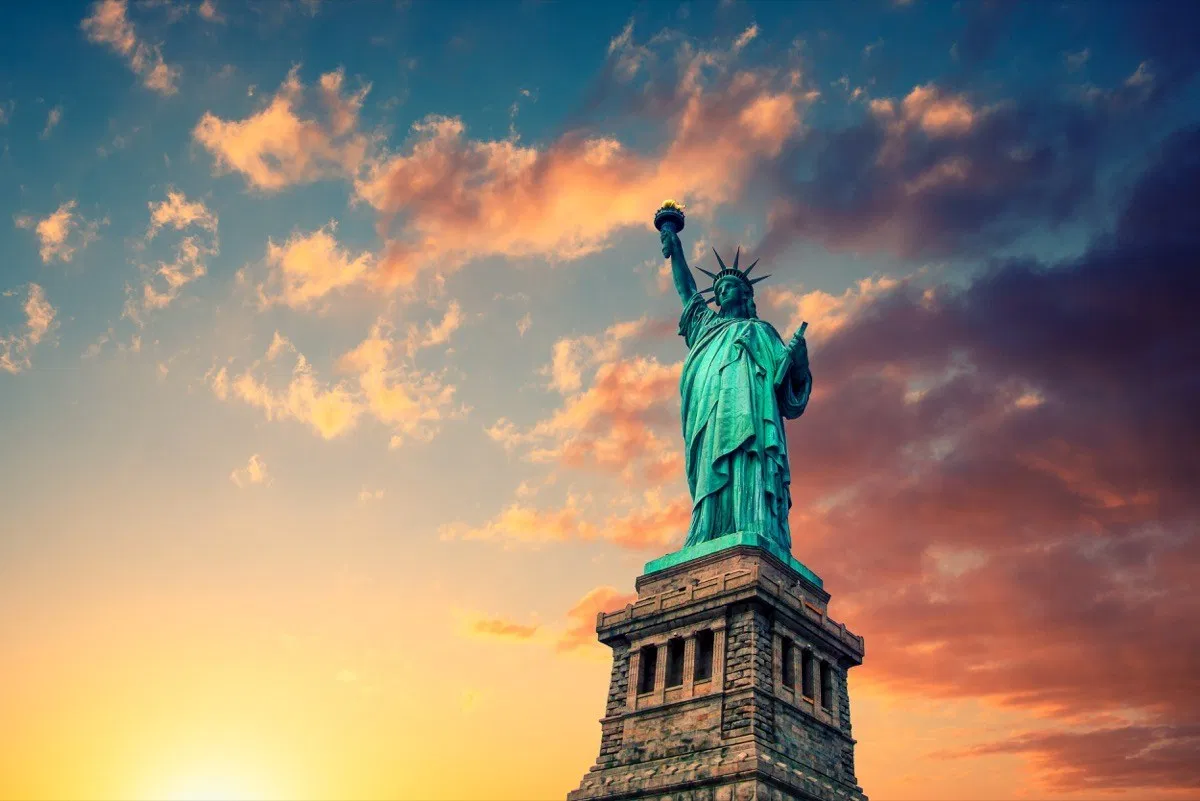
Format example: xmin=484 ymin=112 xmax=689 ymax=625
xmin=654 ymin=201 xmax=811 ymax=558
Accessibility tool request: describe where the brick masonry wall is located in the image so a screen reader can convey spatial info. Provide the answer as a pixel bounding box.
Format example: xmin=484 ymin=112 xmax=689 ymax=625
xmin=571 ymin=549 xmax=867 ymax=801
xmin=772 ymin=704 xmax=852 ymax=783
xmin=617 ymin=699 xmax=726 ymax=763
xmin=721 ymin=604 xmax=775 ymax=741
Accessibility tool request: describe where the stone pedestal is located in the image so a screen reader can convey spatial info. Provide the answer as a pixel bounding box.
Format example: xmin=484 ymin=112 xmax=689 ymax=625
xmin=569 ymin=545 xmax=867 ymax=801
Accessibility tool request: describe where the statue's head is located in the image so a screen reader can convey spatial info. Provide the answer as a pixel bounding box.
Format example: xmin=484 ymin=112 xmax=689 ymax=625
xmin=699 ymin=247 xmax=768 ymax=319
xmin=715 ymin=275 xmax=755 ymax=318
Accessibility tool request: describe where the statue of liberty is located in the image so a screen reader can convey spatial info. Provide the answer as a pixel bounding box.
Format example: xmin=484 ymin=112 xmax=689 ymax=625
xmin=653 ymin=201 xmax=812 ymax=566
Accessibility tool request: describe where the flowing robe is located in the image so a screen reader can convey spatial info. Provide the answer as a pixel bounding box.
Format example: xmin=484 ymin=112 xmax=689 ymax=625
xmin=678 ymin=292 xmax=811 ymax=551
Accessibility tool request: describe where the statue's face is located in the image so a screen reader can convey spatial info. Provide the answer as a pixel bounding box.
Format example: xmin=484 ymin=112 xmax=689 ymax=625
xmin=716 ymin=278 xmax=749 ymax=313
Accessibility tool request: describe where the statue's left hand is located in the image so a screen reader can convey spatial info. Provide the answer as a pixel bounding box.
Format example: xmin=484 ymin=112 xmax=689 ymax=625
xmin=789 ymin=328 xmax=809 ymax=366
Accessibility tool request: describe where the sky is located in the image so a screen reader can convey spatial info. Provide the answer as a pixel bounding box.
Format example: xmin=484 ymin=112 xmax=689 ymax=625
xmin=1 ymin=0 xmax=1198 ymax=799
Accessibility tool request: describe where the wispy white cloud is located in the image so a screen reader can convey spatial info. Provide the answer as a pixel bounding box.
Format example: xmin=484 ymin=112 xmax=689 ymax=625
xmin=40 ymin=105 xmax=62 ymax=139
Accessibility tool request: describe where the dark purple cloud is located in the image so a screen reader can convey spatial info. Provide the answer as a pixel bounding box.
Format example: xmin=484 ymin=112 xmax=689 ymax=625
xmin=785 ymin=126 xmax=1200 ymax=793
xmin=756 ymin=88 xmax=1119 ymax=262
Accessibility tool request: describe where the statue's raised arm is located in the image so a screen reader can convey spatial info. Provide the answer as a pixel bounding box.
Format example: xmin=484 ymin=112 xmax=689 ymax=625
xmin=655 ymin=201 xmax=698 ymax=307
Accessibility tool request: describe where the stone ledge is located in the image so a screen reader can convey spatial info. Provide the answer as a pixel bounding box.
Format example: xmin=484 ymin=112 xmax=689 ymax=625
xmin=643 ymin=533 xmax=825 ymax=591
xmin=600 ymin=554 xmax=864 ymax=660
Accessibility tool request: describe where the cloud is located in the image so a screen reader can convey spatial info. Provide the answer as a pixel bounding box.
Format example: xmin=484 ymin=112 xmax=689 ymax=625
xmin=404 ymin=300 xmax=462 ymax=356
xmin=197 ymin=0 xmax=225 ymax=24
xmin=212 ymin=319 xmax=464 ymax=447
xmin=193 ymin=66 xmax=370 ymax=191
xmin=752 ymin=68 xmax=1173 ymax=263
xmin=516 ymin=312 xmax=531 ymax=337
xmin=486 ymin=317 xmax=682 ymax=486
xmin=40 ymin=105 xmax=62 ymax=139
xmin=539 ymin=317 xmax=668 ymax=395
xmin=458 ymin=312 xmax=689 ymax=550
xmin=557 ymin=586 xmax=638 ymax=652
xmin=770 ymin=125 xmax=1200 ymax=794
xmin=254 ymin=223 xmax=374 ymax=310
xmin=440 ymin=488 xmax=688 ymax=553
xmin=81 ymin=0 xmax=180 ymax=95
xmin=353 ymin=24 xmax=815 ymax=289
xmin=214 ymin=335 xmax=362 ymax=440
xmin=1065 ymin=48 xmax=1090 ymax=72
xmin=0 ymin=284 xmax=57 ymax=374
xmin=488 ymin=321 xmax=683 ymax=486
xmin=462 ymin=586 xmax=636 ymax=655
xmin=230 ymin=453 xmax=269 ymax=488
xmin=762 ymin=275 xmax=903 ymax=343
xmin=147 ymin=190 xmax=217 ymax=238
xmin=468 ymin=618 xmax=540 ymax=641
xmin=125 ymin=191 xmax=219 ymax=324
xmin=358 ymin=488 xmax=385 ymax=502
xmin=942 ymin=724 xmax=1200 ymax=793
xmin=14 ymin=201 xmax=105 ymax=263
xmin=336 ymin=317 xmax=465 ymax=448
xmin=438 ymin=493 xmax=590 ymax=546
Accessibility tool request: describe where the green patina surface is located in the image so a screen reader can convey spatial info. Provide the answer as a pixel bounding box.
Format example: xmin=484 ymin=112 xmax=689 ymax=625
xmin=642 ymin=532 xmax=824 ymax=589
xmin=650 ymin=205 xmax=819 ymax=586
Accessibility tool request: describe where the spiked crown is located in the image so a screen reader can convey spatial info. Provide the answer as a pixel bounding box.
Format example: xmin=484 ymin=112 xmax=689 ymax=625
xmin=697 ymin=246 xmax=769 ymax=303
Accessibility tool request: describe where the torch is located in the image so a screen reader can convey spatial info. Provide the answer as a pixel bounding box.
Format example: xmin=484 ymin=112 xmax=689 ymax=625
xmin=654 ymin=199 xmax=686 ymax=236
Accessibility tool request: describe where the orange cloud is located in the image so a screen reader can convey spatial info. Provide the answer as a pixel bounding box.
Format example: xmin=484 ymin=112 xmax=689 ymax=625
xmin=557 ymin=586 xmax=638 ymax=652
xmin=230 ymin=352 xmax=362 ymax=440
xmin=193 ymin=66 xmax=370 ymax=191
xmin=439 ymin=489 xmax=689 ymax=554
xmin=871 ymin=82 xmax=980 ymax=138
xmin=255 ymin=223 xmax=374 ymax=310
xmin=336 ymin=317 xmax=465 ymax=448
xmin=210 ymin=315 xmax=463 ymax=447
xmin=468 ymin=618 xmax=540 ymax=641
xmin=0 ymin=284 xmax=56 ymax=374
xmin=438 ymin=493 xmax=590 ymax=546
xmin=147 ymin=190 xmax=217 ymax=238
xmin=125 ymin=191 xmax=219 ymax=325
xmin=14 ymin=200 xmax=104 ymax=263
xmin=354 ymin=25 xmax=813 ymax=288
xmin=197 ymin=0 xmax=225 ymax=24
xmin=527 ymin=356 xmax=681 ymax=477
xmin=403 ymin=301 xmax=462 ymax=356
xmin=597 ymin=489 xmax=690 ymax=551
xmin=229 ymin=453 xmax=270 ymax=488
xmin=488 ymin=315 xmax=683 ymax=489
xmin=81 ymin=0 xmax=179 ymax=95
xmin=762 ymin=275 xmax=903 ymax=342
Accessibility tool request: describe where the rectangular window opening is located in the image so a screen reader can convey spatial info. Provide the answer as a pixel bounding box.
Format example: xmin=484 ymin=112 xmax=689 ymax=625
xmin=637 ymin=645 xmax=658 ymax=694
xmin=781 ymin=636 xmax=795 ymax=689
xmin=801 ymin=648 xmax=815 ymax=699
xmin=665 ymin=638 xmax=685 ymax=688
xmin=820 ymin=660 xmax=834 ymax=710
xmin=694 ymin=629 xmax=714 ymax=683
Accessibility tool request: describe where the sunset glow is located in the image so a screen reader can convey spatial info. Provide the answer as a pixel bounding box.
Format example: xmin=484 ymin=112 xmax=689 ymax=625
xmin=2 ymin=1 xmax=1198 ymax=800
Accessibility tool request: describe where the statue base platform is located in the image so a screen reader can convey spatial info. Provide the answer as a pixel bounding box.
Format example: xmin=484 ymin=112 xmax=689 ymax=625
xmin=643 ymin=532 xmax=824 ymax=590
xmin=569 ymin=546 xmax=867 ymax=801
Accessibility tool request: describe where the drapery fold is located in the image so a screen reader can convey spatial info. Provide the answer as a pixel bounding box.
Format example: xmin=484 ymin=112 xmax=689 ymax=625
xmin=678 ymin=293 xmax=811 ymax=550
